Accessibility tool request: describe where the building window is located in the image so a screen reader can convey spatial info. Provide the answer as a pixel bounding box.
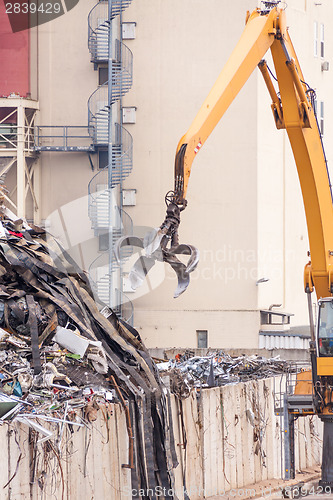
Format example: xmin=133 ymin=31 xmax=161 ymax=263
xmin=98 ymin=150 xmax=108 ymax=169
xmin=99 ymin=233 xmax=109 ymax=251
xmin=197 ymin=330 xmax=208 ymax=348
xmin=98 ymin=67 xmax=108 ymax=86
xmin=320 ymin=23 xmax=324 ymax=58
xmin=314 ymin=22 xmax=318 ymax=57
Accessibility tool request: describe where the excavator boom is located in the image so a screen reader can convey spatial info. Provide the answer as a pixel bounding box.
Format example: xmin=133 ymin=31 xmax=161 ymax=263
xmin=116 ymin=2 xmax=333 ymax=301
xmin=174 ymin=7 xmax=278 ymax=206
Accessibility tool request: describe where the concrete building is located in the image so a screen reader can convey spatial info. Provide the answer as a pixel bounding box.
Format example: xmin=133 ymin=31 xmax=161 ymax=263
xmin=0 ymin=0 xmax=331 ymax=349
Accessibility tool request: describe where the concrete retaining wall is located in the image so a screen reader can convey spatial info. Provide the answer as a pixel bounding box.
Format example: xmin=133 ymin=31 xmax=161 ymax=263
xmin=0 ymin=405 xmax=131 ymax=500
xmin=171 ymin=378 xmax=322 ymax=499
xmin=0 ymin=377 xmax=322 ymax=499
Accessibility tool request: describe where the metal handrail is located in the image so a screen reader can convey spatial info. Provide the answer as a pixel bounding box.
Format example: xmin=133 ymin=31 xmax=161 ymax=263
xmin=0 ymin=124 xmax=36 ymax=151
xmin=88 ymin=0 xmax=133 ymax=62
xmin=87 ymin=41 xmax=133 ymax=144
xmin=116 ymin=288 xmax=134 ymax=325
xmin=87 ymin=82 xmax=108 ymax=143
xmin=88 ymin=124 xmax=133 ymax=206
xmin=88 ymin=208 xmax=133 ymax=281
xmin=34 ymin=125 xmax=95 ymax=151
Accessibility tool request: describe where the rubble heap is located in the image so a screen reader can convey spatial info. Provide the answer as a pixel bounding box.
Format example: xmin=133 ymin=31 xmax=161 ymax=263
xmin=0 ymin=206 xmax=178 ymax=494
xmin=157 ymin=351 xmax=292 ymax=398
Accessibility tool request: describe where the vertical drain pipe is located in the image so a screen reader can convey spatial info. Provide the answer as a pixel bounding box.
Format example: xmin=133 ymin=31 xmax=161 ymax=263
xmin=108 ymin=0 xmax=113 ymax=308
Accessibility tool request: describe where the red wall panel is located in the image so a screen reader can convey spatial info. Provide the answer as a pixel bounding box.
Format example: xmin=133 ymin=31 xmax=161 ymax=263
xmin=0 ymin=0 xmax=30 ymax=98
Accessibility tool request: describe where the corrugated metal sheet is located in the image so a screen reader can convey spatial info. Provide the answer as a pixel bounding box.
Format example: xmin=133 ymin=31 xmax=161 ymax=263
xmin=259 ymin=332 xmax=310 ymax=350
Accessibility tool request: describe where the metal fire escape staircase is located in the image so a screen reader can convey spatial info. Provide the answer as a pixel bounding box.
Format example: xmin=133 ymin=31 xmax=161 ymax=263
xmin=87 ymin=39 xmax=133 ymax=145
xmin=88 ymin=0 xmax=132 ymax=65
xmin=87 ymin=0 xmax=134 ymax=323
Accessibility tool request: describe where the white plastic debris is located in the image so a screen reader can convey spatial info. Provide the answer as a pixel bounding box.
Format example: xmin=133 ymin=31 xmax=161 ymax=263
xmin=53 ymin=326 xmax=103 ymax=358
xmin=16 ymin=416 xmax=54 ymax=443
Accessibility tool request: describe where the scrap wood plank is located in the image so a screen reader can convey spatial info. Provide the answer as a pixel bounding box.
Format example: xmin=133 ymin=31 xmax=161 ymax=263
xmin=116 ymin=403 xmax=131 ymax=499
xmin=311 ymin=416 xmax=323 ymax=465
xmin=298 ymin=416 xmax=307 ymax=472
xmin=294 ymin=416 xmax=300 ymax=474
xmin=304 ymin=414 xmax=313 ymax=469
xmin=98 ymin=408 xmax=113 ymax=499
xmin=265 ymin=377 xmax=278 ymax=480
xmin=245 ymin=381 xmax=256 ymax=486
xmin=71 ymin=422 xmax=87 ymax=499
xmin=259 ymin=379 xmax=269 ymax=482
xmin=211 ymin=387 xmax=220 ymax=495
xmin=239 ymin=382 xmax=252 ymax=487
xmin=203 ymin=388 xmax=219 ymax=496
xmin=6 ymin=422 xmax=28 ymax=499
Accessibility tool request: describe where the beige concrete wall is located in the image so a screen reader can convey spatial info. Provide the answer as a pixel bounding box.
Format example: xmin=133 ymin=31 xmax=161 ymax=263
xmin=122 ymin=0 xmax=261 ymax=347
xmin=121 ymin=0 xmax=333 ymax=347
xmin=29 ymin=0 xmax=333 ymax=348
xmin=135 ymin=309 xmax=260 ymax=349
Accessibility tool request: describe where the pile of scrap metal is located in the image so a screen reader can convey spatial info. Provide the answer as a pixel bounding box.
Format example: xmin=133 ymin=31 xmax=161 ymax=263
xmin=157 ymin=351 xmax=291 ymax=398
xmin=0 ymin=204 xmax=178 ymax=495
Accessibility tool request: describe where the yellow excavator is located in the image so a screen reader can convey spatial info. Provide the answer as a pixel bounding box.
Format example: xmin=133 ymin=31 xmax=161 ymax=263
xmin=115 ymin=0 xmax=333 ymax=485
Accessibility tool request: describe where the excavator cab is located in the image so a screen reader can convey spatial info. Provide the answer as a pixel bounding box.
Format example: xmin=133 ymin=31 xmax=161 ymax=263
xmin=317 ymin=299 xmax=333 ymax=357
xmin=314 ymin=299 xmax=333 ymax=382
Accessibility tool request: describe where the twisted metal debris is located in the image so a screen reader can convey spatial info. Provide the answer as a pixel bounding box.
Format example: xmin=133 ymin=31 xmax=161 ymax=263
xmin=0 ymin=202 xmax=178 ymax=498
xmin=157 ymin=351 xmax=291 ymax=398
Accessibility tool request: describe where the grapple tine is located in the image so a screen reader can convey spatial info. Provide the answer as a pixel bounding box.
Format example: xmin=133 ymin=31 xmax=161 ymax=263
xmin=173 ymin=270 xmax=190 ymax=298
xmin=164 ymin=254 xmax=190 ymax=298
xmin=170 ymin=244 xmax=200 ymax=274
xmin=114 ymin=236 xmax=145 ymax=263
xmin=128 ymin=256 xmax=156 ymax=290
xmin=143 ymin=228 xmax=164 ymax=258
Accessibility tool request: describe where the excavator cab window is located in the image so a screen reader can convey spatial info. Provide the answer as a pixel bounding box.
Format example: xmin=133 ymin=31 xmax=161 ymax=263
xmin=317 ymin=300 xmax=333 ymax=356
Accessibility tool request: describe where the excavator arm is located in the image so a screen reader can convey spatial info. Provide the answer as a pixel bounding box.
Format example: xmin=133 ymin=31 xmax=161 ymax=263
xmin=174 ymin=6 xmax=333 ymax=300
xmin=116 ymin=2 xmax=333 ymax=302
xmin=173 ymin=7 xmax=279 ymax=207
